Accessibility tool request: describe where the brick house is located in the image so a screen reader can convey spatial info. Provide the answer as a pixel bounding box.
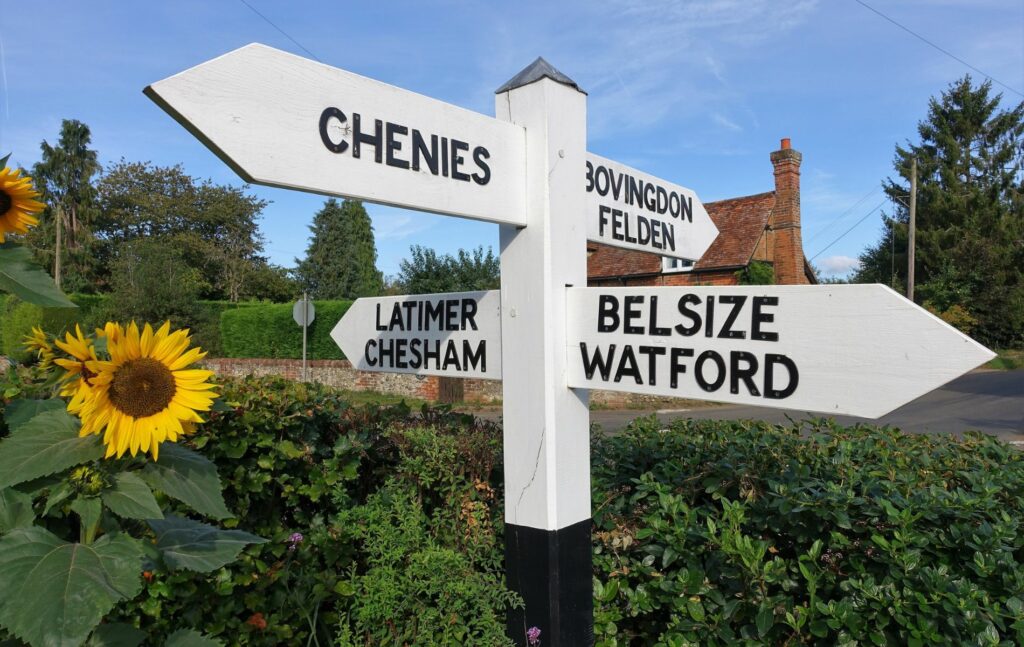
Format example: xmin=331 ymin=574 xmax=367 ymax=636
xmin=587 ymin=138 xmax=817 ymax=286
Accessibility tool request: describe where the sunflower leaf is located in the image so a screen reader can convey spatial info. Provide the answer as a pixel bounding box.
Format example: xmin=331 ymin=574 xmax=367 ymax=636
xmin=140 ymin=443 xmax=231 ymax=520
xmin=103 ymin=472 xmax=164 ymax=520
xmin=0 ymin=243 xmax=76 ymax=308
xmin=0 ymin=409 xmax=103 ymax=489
xmin=87 ymin=623 xmax=146 ymax=647
xmin=4 ymin=398 xmax=66 ymax=431
xmin=148 ymin=515 xmax=266 ymax=573
xmin=0 ymin=153 xmax=10 ymax=168
xmin=0 ymin=488 xmax=34 ymax=534
xmin=0 ymin=527 xmax=142 ymax=647
xmin=164 ymin=629 xmax=224 ymax=647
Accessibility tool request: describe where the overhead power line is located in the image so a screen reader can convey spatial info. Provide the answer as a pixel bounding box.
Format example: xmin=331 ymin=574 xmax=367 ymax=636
xmin=853 ymin=0 xmax=1023 ymax=98
xmin=236 ymin=0 xmax=321 ymax=62
xmin=804 ymin=187 xmax=878 ymax=245
xmin=809 ymin=200 xmax=887 ymax=262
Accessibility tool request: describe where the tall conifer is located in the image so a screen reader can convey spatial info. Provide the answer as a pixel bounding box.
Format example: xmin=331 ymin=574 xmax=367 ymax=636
xmin=296 ymin=198 xmax=383 ymax=299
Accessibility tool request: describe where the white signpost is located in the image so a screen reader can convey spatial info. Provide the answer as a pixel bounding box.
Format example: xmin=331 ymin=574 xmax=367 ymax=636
xmin=567 ymin=285 xmax=995 ymax=418
xmin=148 ymin=45 xmax=996 ymax=647
xmin=585 ymin=153 xmax=718 ymax=260
xmin=331 ymin=290 xmax=501 ymax=380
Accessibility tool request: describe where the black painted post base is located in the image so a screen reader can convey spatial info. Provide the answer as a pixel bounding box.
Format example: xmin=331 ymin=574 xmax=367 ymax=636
xmin=505 ymin=519 xmax=594 ymax=646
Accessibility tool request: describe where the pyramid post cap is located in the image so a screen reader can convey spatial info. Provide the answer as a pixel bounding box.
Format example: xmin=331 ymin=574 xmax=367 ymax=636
xmin=495 ymin=57 xmax=585 ymax=94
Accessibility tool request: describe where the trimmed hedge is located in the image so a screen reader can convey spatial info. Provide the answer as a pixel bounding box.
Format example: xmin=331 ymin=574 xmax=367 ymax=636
xmin=220 ymin=300 xmax=353 ymax=360
xmin=0 ymin=293 xmax=106 ymax=361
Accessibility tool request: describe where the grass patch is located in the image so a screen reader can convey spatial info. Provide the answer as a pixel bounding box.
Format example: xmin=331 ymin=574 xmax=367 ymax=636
xmin=986 ymin=348 xmax=1024 ymax=370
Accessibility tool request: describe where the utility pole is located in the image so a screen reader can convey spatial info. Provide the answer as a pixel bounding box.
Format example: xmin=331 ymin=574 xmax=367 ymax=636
xmin=907 ymin=157 xmax=917 ymax=301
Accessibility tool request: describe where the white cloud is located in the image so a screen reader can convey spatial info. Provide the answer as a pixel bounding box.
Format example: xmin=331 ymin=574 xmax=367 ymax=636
xmin=818 ymin=255 xmax=861 ymax=276
xmin=712 ymin=113 xmax=743 ymax=132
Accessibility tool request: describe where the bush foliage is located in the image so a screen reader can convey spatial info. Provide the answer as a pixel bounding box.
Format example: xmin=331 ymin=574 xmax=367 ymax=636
xmin=7 ymin=374 xmax=1017 ymax=646
xmin=219 ymin=300 xmax=352 ymax=360
xmin=0 ymin=293 xmax=106 ymax=361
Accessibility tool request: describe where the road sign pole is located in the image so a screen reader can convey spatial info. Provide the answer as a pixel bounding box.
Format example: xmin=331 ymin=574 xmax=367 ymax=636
xmin=302 ymin=293 xmax=308 ymax=382
xmin=495 ymin=60 xmax=592 ymax=646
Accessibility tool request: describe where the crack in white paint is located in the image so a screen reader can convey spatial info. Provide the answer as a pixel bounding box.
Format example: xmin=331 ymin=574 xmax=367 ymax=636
xmin=514 ymin=426 xmax=546 ymax=521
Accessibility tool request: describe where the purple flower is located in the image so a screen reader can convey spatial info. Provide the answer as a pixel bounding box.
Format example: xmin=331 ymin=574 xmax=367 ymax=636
xmin=287 ymin=532 xmax=304 ymax=551
xmin=526 ymin=626 xmax=541 ymax=645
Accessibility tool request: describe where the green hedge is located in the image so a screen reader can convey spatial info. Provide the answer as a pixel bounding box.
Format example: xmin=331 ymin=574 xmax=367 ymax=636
xmin=0 ymin=293 xmax=107 ymax=362
xmin=220 ymin=300 xmax=353 ymax=360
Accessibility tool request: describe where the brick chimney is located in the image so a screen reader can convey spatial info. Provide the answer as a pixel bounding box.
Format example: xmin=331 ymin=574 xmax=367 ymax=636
xmin=769 ymin=138 xmax=808 ymax=284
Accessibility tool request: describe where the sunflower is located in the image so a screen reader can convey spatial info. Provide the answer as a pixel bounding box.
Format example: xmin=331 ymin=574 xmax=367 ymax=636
xmin=53 ymin=324 xmax=99 ymax=413
xmin=22 ymin=326 xmax=56 ymax=370
xmin=76 ymin=321 xmax=217 ymax=460
xmin=0 ymin=164 xmax=45 ymax=242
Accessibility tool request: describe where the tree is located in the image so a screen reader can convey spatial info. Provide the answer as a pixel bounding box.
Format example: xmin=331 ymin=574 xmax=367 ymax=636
xmin=854 ymin=76 xmax=1024 ymax=346
xmin=395 ymin=245 xmax=500 ymax=294
xmin=93 ymin=161 xmax=273 ymax=300
xmin=294 ymin=198 xmax=383 ymax=299
xmin=27 ymin=120 xmax=101 ymax=292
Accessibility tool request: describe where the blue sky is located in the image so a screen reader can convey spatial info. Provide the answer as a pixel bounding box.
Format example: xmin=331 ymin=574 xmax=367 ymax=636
xmin=1 ymin=1 xmax=1021 ymax=280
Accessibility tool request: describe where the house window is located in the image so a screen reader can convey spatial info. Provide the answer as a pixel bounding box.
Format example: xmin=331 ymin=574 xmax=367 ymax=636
xmin=662 ymin=257 xmax=695 ymax=273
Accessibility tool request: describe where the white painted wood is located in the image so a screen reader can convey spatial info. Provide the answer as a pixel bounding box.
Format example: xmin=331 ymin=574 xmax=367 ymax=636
xmin=497 ymin=76 xmax=591 ymax=531
xmin=330 ymin=290 xmax=501 ymax=380
xmin=145 ymin=44 xmax=528 ymax=227
xmin=566 ymin=284 xmax=995 ymax=418
xmin=585 ymin=153 xmax=718 ymax=261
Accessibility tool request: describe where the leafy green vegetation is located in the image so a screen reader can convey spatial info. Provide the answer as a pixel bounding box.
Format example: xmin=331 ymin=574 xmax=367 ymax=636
xmin=219 ymin=300 xmax=352 ymax=359
xmin=295 ymin=198 xmax=383 ymax=299
xmin=987 ymin=349 xmax=1024 ymax=370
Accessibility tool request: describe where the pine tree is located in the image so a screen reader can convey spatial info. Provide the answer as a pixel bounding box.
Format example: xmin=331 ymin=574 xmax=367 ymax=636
xmin=854 ymin=76 xmax=1024 ymax=346
xmin=295 ymin=198 xmax=383 ymax=299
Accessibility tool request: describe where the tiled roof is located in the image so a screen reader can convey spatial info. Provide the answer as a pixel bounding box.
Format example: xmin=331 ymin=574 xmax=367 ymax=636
xmin=693 ymin=191 xmax=774 ymax=270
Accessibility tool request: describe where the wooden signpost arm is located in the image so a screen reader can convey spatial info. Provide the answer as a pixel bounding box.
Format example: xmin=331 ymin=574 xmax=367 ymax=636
xmin=495 ymin=59 xmax=594 ymax=646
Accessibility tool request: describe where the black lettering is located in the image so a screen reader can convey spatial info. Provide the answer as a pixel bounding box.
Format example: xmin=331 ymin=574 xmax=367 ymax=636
xmin=681 ymin=195 xmax=693 ymax=222
xmin=609 ymin=167 xmax=624 ymax=200
xmin=614 ymin=345 xmax=642 ymax=384
xmin=585 ymin=160 xmax=594 ymax=192
xmin=352 ymin=113 xmax=383 ymax=163
xmin=668 ymin=192 xmax=680 ymax=218
xmin=425 ymin=301 xmax=444 ymax=330
xmin=423 ymin=339 xmax=441 ymax=368
xmin=656 ymin=186 xmax=668 ymax=214
xmin=395 ymin=338 xmax=408 ymax=369
xmin=388 ymin=304 xmax=404 ymax=331
xmin=402 ymin=301 xmax=417 ymax=330
xmin=445 ymin=299 xmax=458 ymax=330
xmin=441 ymin=137 xmax=449 ymax=176
xmin=450 ymin=139 xmax=471 ymax=181
xmin=675 ymin=294 xmax=702 ymax=336
xmin=670 ymin=347 xmax=694 ymax=388
xmin=637 ymin=346 xmax=665 ymax=385
xmin=624 ymin=296 xmax=644 ymax=334
xmin=319 ymin=107 xmax=348 ymax=153
xmin=385 ymin=122 xmax=409 ymax=169
xmin=765 ymin=354 xmax=799 ymax=399
xmin=598 ymin=205 xmax=611 ymax=236
xmin=409 ymin=338 xmax=422 ymax=369
xmin=412 ymin=131 xmax=438 ymax=174
xmin=643 ymin=181 xmax=656 ymax=211
xmin=464 ymin=340 xmax=486 ymax=372
xmin=365 ymin=339 xmax=377 ymax=367
xmin=378 ymin=339 xmax=395 ymax=366
xmin=471 ymin=147 xmax=491 ymax=185
xmin=595 ymin=165 xmax=609 ymax=195
xmin=695 ymin=350 xmax=726 ymax=392
xmin=705 ymin=296 xmax=715 ymax=338
xmin=730 ymin=351 xmax=760 ymax=396
xmin=662 ymin=223 xmax=675 ymax=252
xmin=637 ymin=215 xmax=651 ymax=245
xmin=718 ymin=295 xmax=747 ymax=339
xmin=442 ymin=340 xmax=461 ymax=371
xmin=648 ymin=296 xmax=671 ymax=336
xmin=752 ymin=296 xmax=779 ymax=342
xmin=627 ymin=175 xmax=641 ymax=207
xmin=598 ymin=295 xmax=620 ymax=333
xmin=461 ymin=298 xmax=478 ymax=331
xmin=375 ymin=303 xmax=386 ymax=331
xmin=580 ymin=343 xmax=616 ymax=381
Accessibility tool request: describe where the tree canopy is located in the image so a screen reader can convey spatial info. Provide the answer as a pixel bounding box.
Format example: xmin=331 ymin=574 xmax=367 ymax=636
xmin=854 ymin=76 xmax=1024 ymax=347
xmin=395 ymin=245 xmax=500 ymax=294
xmin=294 ymin=198 xmax=383 ymax=299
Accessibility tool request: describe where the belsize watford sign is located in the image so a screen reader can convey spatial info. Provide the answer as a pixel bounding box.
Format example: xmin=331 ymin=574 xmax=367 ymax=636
xmin=148 ymin=44 xmax=994 ymax=646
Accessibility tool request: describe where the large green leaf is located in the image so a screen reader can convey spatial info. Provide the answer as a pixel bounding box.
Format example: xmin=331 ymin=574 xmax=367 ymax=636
xmin=4 ymin=399 xmax=66 ymax=431
xmin=0 ymin=527 xmax=142 ymax=647
xmin=0 ymin=243 xmax=76 ymax=308
xmin=164 ymin=629 xmax=223 ymax=647
xmin=102 ymin=472 xmax=163 ymax=520
xmin=164 ymin=630 xmax=222 ymax=647
xmin=140 ymin=443 xmax=231 ymax=520
xmin=87 ymin=623 xmax=145 ymax=647
xmin=148 ymin=515 xmax=265 ymax=573
xmin=0 ymin=488 xmax=34 ymax=533
xmin=0 ymin=410 xmax=103 ymax=489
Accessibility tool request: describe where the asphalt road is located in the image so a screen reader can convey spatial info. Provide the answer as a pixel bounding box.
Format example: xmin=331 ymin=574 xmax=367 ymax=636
xmin=473 ymin=370 xmax=1024 ymax=443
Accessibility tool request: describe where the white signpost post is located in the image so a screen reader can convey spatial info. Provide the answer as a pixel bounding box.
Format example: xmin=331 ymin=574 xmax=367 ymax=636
xmin=292 ymin=294 xmax=315 ymax=382
xmin=148 ymin=45 xmax=995 ymax=647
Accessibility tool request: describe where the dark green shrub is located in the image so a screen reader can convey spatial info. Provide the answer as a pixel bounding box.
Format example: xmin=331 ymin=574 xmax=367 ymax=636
xmin=736 ymin=260 xmax=775 ymax=285
xmin=590 ymin=417 xmax=1024 ymax=646
xmin=220 ymin=300 xmax=352 ymax=359
xmin=0 ymin=293 xmax=106 ymax=361
xmin=107 ymin=376 xmax=513 ymax=646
